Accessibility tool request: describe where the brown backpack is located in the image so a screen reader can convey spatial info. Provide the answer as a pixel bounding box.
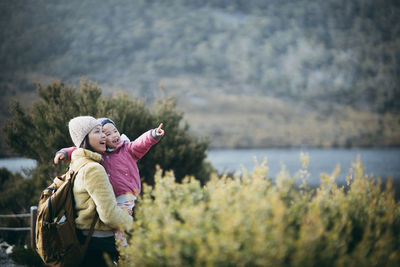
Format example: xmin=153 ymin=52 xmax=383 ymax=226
xmin=35 ymin=159 xmax=98 ymax=267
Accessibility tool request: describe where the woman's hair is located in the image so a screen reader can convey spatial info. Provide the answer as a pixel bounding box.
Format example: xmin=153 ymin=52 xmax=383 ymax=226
xmin=79 ymin=134 xmax=95 ymax=152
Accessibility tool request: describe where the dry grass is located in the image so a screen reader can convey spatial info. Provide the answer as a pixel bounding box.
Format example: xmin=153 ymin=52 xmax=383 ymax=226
xmin=156 ymin=78 xmax=400 ymax=148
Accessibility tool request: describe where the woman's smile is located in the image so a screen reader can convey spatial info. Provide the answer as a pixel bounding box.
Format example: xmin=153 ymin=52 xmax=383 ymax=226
xmin=88 ymin=125 xmax=107 ymax=153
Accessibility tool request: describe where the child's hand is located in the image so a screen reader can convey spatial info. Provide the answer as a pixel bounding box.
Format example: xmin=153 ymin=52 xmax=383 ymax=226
xmin=54 ymin=153 xmax=64 ymax=164
xmin=156 ymin=123 xmax=165 ymax=137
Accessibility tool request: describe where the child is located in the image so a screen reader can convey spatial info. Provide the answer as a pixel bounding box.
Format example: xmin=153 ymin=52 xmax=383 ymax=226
xmin=55 ymin=118 xmax=164 ymax=245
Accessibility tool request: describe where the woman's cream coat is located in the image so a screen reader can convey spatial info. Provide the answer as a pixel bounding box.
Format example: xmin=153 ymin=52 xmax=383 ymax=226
xmin=70 ymin=148 xmax=133 ymax=232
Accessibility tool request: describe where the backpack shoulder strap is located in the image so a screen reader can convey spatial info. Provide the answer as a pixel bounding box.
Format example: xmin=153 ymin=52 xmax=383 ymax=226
xmin=83 ymin=212 xmax=99 ymax=251
xmin=70 ymin=158 xmax=94 ymax=175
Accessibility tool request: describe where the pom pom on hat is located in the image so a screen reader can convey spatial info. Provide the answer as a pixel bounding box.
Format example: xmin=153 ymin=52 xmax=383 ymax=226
xmin=68 ymin=116 xmax=100 ymax=147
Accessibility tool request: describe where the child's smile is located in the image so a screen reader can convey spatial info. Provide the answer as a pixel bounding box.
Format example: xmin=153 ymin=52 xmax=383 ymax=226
xmin=110 ymin=136 xmax=120 ymax=146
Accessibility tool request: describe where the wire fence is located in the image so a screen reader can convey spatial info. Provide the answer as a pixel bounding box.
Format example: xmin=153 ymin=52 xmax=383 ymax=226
xmin=0 ymin=206 xmax=37 ymax=249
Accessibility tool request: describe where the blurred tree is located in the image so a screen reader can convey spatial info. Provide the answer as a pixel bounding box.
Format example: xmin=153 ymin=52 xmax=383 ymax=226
xmin=2 ymin=80 xmax=212 ymax=209
xmin=97 ymin=92 xmax=213 ymax=185
xmin=0 ymin=168 xmax=34 ymax=213
xmin=0 ymin=168 xmax=35 ymax=246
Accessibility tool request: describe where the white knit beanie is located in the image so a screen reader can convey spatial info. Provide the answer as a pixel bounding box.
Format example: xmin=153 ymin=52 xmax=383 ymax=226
xmin=68 ymin=116 xmax=100 ymax=147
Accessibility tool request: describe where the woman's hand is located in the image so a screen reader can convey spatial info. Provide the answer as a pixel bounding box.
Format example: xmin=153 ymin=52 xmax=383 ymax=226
xmin=156 ymin=123 xmax=165 ymax=137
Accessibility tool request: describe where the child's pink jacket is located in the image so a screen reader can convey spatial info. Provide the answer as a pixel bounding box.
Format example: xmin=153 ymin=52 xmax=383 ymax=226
xmin=60 ymin=130 xmax=160 ymax=197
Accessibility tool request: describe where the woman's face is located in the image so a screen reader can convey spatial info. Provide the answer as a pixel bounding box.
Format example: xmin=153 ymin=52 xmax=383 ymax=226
xmin=88 ymin=125 xmax=107 ymax=153
xmin=102 ymin=123 xmax=121 ymax=149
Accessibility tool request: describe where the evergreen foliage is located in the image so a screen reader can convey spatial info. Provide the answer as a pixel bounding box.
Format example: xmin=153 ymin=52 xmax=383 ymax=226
xmin=0 ymin=168 xmax=35 ymax=246
xmin=119 ymin=156 xmax=400 ymax=266
xmin=1 ymin=80 xmax=212 ymax=212
xmin=0 ymin=168 xmax=34 ymax=214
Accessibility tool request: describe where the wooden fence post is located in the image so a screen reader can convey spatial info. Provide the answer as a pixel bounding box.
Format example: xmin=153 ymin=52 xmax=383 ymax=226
xmin=30 ymin=206 xmax=37 ymax=250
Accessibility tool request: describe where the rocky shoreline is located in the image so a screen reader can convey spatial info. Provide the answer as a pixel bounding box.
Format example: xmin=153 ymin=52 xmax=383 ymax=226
xmin=0 ymin=242 xmax=25 ymax=267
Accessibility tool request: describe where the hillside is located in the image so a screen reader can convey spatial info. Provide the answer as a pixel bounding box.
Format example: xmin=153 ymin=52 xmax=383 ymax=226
xmin=161 ymin=77 xmax=399 ymax=148
xmin=1 ymin=0 xmax=399 ymax=153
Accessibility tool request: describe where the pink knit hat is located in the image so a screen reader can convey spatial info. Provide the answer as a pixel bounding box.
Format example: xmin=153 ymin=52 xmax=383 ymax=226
xmin=68 ymin=116 xmax=100 ymax=147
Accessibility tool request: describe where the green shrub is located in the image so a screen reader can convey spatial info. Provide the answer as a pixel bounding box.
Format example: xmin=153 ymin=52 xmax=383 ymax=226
xmin=0 ymin=80 xmax=212 ymax=250
xmin=2 ymin=80 xmax=211 ymax=202
xmin=9 ymin=245 xmax=44 ymax=267
xmin=119 ymin=156 xmax=400 ymax=266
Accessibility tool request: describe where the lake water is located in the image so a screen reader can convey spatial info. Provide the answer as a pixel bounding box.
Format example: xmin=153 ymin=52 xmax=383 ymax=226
xmin=1 ymin=148 xmax=400 ymax=186
xmin=0 ymin=157 xmax=37 ymax=174
xmin=207 ymin=148 xmax=400 ymax=186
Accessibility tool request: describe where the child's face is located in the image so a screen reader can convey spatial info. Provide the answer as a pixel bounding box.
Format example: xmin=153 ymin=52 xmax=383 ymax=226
xmin=102 ymin=123 xmax=121 ymax=148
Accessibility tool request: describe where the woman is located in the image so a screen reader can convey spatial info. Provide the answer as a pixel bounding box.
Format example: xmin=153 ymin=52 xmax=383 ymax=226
xmin=68 ymin=116 xmax=133 ymax=266
xmin=56 ymin=117 xmax=164 ymax=246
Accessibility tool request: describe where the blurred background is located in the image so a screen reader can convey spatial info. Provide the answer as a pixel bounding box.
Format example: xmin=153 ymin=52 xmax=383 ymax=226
xmin=0 ymin=0 xmax=399 ymax=176
xmin=1 ymin=2 xmax=399 ymax=264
